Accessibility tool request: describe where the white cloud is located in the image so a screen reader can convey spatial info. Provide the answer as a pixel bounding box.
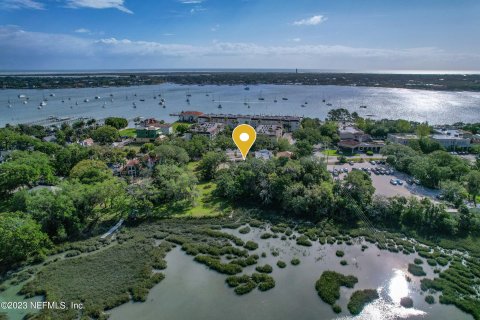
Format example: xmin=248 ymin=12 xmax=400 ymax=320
xmin=0 ymin=0 xmax=44 ymax=10
xmin=0 ymin=26 xmax=478 ymax=70
xmin=75 ymin=28 xmax=90 ymax=33
xmin=66 ymin=0 xmax=133 ymax=14
xmin=293 ymin=15 xmax=327 ymax=26
xmin=178 ymin=0 xmax=204 ymax=3
xmin=291 ymin=38 xmax=301 ymax=42
xmin=211 ymin=24 xmax=219 ymax=32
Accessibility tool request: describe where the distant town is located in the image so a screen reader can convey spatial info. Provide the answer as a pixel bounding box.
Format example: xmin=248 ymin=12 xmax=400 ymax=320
xmin=2 ymin=72 xmax=480 ymax=91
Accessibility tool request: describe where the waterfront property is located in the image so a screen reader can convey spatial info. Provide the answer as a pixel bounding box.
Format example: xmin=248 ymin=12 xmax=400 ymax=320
xmin=136 ymin=118 xmax=173 ymax=143
xmin=185 ymin=122 xmax=225 ymax=140
xmin=173 ymin=112 xmax=302 ymax=132
xmin=387 ymin=133 xmax=419 ymax=145
xmin=256 ymin=124 xmax=283 ymax=141
xmin=254 ymin=149 xmax=274 ymax=160
xmin=430 ymin=129 xmax=471 ymax=150
xmin=338 ymin=125 xmax=385 ymax=153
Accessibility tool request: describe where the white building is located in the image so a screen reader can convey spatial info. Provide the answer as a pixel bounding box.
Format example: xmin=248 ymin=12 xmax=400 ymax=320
xmin=387 ymin=133 xmax=419 ymax=145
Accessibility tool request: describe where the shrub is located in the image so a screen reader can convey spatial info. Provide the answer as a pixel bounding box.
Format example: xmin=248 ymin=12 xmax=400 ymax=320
xmin=427 ymin=259 xmax=437 ymax=266
xmin=340 ymin=260 xmax=348 ymax=266
xmin=277 ymin=261 xmax=286 ymax=268
xmin=239 ymin=226 xmax=251 ymax=234
xmin=347 ymin=289 xmax=379 ymax=315
xmin=336 ymin=250 xmax=345 ymax=257
xmin=332 ymin=304 xmax=342 ymax=313
xmin=252 ymin=273 xmax=275 ymax=291
xmin=408 ymin=264 xmax=426 ymax=277
xmin=400 ymin=297 xmax=413 ymax=308
xmin=194 ymin=255 xmax=242 ymax=275
xmin=296 ymin=235 xmax=312 ymax=246
xmin=234 ymin=281 xmax=257 ymax=295
xmin=261 ymin=252 xmax=267 ymax=258
xmin=255 ymin=264 xmax=273 ymax=274
xmin=291 ymin=258 xmax=301 ymax=266
xmin=414 ymin=258 xmax=423 ymax=265
xmin=244 ymin=241 xmax=258 ymax=251
xmin=226 ymin=274 xmax=251 ymax=288
xmin=315 ymin=271 xmax=358 ymax=306
xmin=425 ymin=295 xmax=435 ymax=304
xmin=260 ymin=233 xmax=273 ymax=239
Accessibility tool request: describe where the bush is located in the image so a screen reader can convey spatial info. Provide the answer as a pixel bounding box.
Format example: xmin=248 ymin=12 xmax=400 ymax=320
xmin=234 ymin=281 xmax=257 ymax=295
xmin=260 ymin=233 xmax=273 ymax=239
xmin=400 ymin=297 xmax=413 ymax=308
xmin=336 ymin=250 xmax=345 ymax=257
xmin=332 ymin=304 xmax=342 ymax=313
xmin=347 ymin=289 xmax=379 ymax=315
xmin=255 ymin=264 xmax=273 ymax=274
xmin=315 ymin=271 xmax=358 ymax=306
xmin=366 ymin=150 xmax=374 ymax=156
xmin=425 ymin=295 xmax=435 ymax=304
xmin=414 ymin=258 xmax=423 ymax=265
xmin=408 ymin=263 xmax=426 ymax=277
xmin=244 ymin=241 xmax=258 ymax=251
xmin=340 ymin=260 xmax=348 ymax=266
xmin=194 ymin=255 xmax=242 ymax=275
xmin=296 ymin=235 xmax=312 ymax=246
xmin=291 ymin=258 xmax=301 ymax=266
xmin=427 ymin=259 xmax=437 ymax=266
xmin=252 ymin=273 xmax=275 ymax=291
xmin=239 ymin=226 xmax=251 ymax=234
xmin=277 ymin=261 xmax=286 ymax=268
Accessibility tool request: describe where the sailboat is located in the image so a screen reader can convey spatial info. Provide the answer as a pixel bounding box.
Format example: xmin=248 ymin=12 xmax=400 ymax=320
xmin=258 ymin=91 xmax=265 ymax=101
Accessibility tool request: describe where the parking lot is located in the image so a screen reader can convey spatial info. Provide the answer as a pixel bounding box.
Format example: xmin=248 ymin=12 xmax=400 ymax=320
xmin=327 ymin=161 xmax=441 ymax=199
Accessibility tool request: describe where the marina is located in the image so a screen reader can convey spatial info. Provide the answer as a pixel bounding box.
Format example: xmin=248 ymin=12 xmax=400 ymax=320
xmin=2 ymin=84 xmax=480 ymax=127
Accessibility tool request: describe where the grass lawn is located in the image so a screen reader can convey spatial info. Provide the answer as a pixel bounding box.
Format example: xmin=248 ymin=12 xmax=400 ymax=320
xmin=174 ymin=181 xmax=232 ymax=217
xmin=119 ymin=128 xmax=136 ymax=138
xmin=172 ymin=122 xmax=192 ymax=133
xmin=322 ymin=149 xmax=339 ymax=156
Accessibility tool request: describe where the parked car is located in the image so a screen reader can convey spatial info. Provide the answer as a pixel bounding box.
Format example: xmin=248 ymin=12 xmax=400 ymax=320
xmin=370 ymin=160 xmax=376 ymax=165
xmin=396 ymin=179 xmax=404 ymax=185
xmin=390 ymin=179 xmax=398 ymax=185
xmin=349 ymin=161 xmax=354 ymax=166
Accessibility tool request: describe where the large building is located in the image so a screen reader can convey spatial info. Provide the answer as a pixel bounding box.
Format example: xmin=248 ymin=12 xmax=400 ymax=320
xmin=256 ymin=124 xmax=283 ymax=141
xmin=185 ymin=122 xmax=225 ymax=140
xmin=431 ymin=129 xmax=471 ymax=150
xmin=136 ymin=118 xmax=173 ymax=142
xmin=387 ymin=133 xmax=419 ymax=145
xmin=173 ymin=112 xmax=302 ymax=132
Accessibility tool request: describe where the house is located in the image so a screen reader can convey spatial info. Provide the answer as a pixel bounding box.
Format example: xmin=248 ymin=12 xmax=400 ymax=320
xmin=256 ymin=124 xmax=283 ymax=141
xmin=387 ymin=133 xmax=419 ymax=145
xmin=79 ymin=138 xmax=94 ymax=147
xmin=225 ymin=149 xmax=244 ymax=162
xmin=120 ymin=159 xmax=141 ymax=177
xmin=136 ymin=126 xmax=162 ymax=143
xmin=339 ymin=126 xmax=365 ymax=140
xmin=141 ymin=118 xmax=173 ymax=135
xmin=185 ymin=122 xmax=225 ymax=140
xmin=178 ymin=111 xmax=204 ymax=123
xmin=277 ymin=151 xmax=293 ymax=159
xmin=255 ymin=149 xmax=273 ymax=160
xmin=472 ymin=134 xmax=480 ymax=144
xmin=338 ymin=135 xmax=385 ymax=153
xmin=42 ymin=135 xmax=56 ymax=143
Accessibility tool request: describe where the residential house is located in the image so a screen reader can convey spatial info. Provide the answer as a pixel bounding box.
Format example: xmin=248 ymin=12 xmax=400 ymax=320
xmin=79 ymin=138 xmax=94 ymax=147
xmin=195 ymin=113 xmax=302 ymax=132
xmin=255 ymin=149 xmax=273 ymax=160
xmin=277 ymin=151 xmax=293 ymax=159
xmin=120 ymin=159 xmax=141 ymax=177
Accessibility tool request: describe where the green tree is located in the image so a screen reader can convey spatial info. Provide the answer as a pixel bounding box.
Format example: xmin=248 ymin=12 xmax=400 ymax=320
xmin=465 ymin=171 xmax=480 ymax=205
xmin=295 ymin=140 xmax=313 ymax=158
xmin=54 ymin=144 xmax=89 ymax=176
xmin=153 ymin=164 xmax=198 ymax=207
xmin=175 ymin=123 xmax=190 ymax=135
xmin=154 ymin=145 xmax=189 ymax=165
xmin=91 ymin=125 xmax=119 ymax=144
xmin=0 ymin=151 xmax=55 ymax=196
xmin=440 ymin=180 xmax=467 ymax=207
xmin=70 ymin=159 xmax=111 ymax=184
xmin=0 ymin=212 xmax=50 ymax=267
xmin=104 ymin=117 xmax=128 ymax=130
xmin=198 ymin=151 xmax=227 ymax=180
xmin=416 ymin=123 xmax=431 ymax=138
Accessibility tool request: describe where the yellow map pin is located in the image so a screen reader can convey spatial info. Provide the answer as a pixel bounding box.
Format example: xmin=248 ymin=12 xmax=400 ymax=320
xmin=232 ymin=124 xmax=256 ymax=160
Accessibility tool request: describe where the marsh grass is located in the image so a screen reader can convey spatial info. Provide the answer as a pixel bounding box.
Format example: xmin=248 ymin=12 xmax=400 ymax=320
xmin=315 ymin=271 xmax=358 ymax=309
xmin=347 ymin=289 xmax=379 ymax=315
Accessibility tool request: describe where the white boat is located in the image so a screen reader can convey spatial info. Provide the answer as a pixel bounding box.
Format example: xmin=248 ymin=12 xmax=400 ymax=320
xmin=50 ymin=93 xmax=55 ymax=97
xmin=23 ymin=101 xmax=28 ymax=104
xmin=95 ymin=96 xmax=101 ymax=100
xmin=39 ymin=101 xmax=47 ymax=107
xmin=18 ymin=94 xmax=27 ymax=99
xmin=84 ymin=98 xmax=89 ymax=103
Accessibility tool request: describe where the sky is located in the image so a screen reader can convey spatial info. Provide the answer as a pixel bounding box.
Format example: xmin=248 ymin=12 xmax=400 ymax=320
xmin=0 ymin=0 xmax=479 ymax=71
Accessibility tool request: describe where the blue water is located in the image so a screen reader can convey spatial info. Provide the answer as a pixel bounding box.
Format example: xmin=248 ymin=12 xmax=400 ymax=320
xmin=1 ymin=84 xmax=480 ymax=126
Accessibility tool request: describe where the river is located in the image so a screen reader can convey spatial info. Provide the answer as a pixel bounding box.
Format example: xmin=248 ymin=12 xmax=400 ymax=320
xmin=2 ymin=84 xmax=480 ymax=127
xmin=108 ymin=226 xmax=472 ymax=320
